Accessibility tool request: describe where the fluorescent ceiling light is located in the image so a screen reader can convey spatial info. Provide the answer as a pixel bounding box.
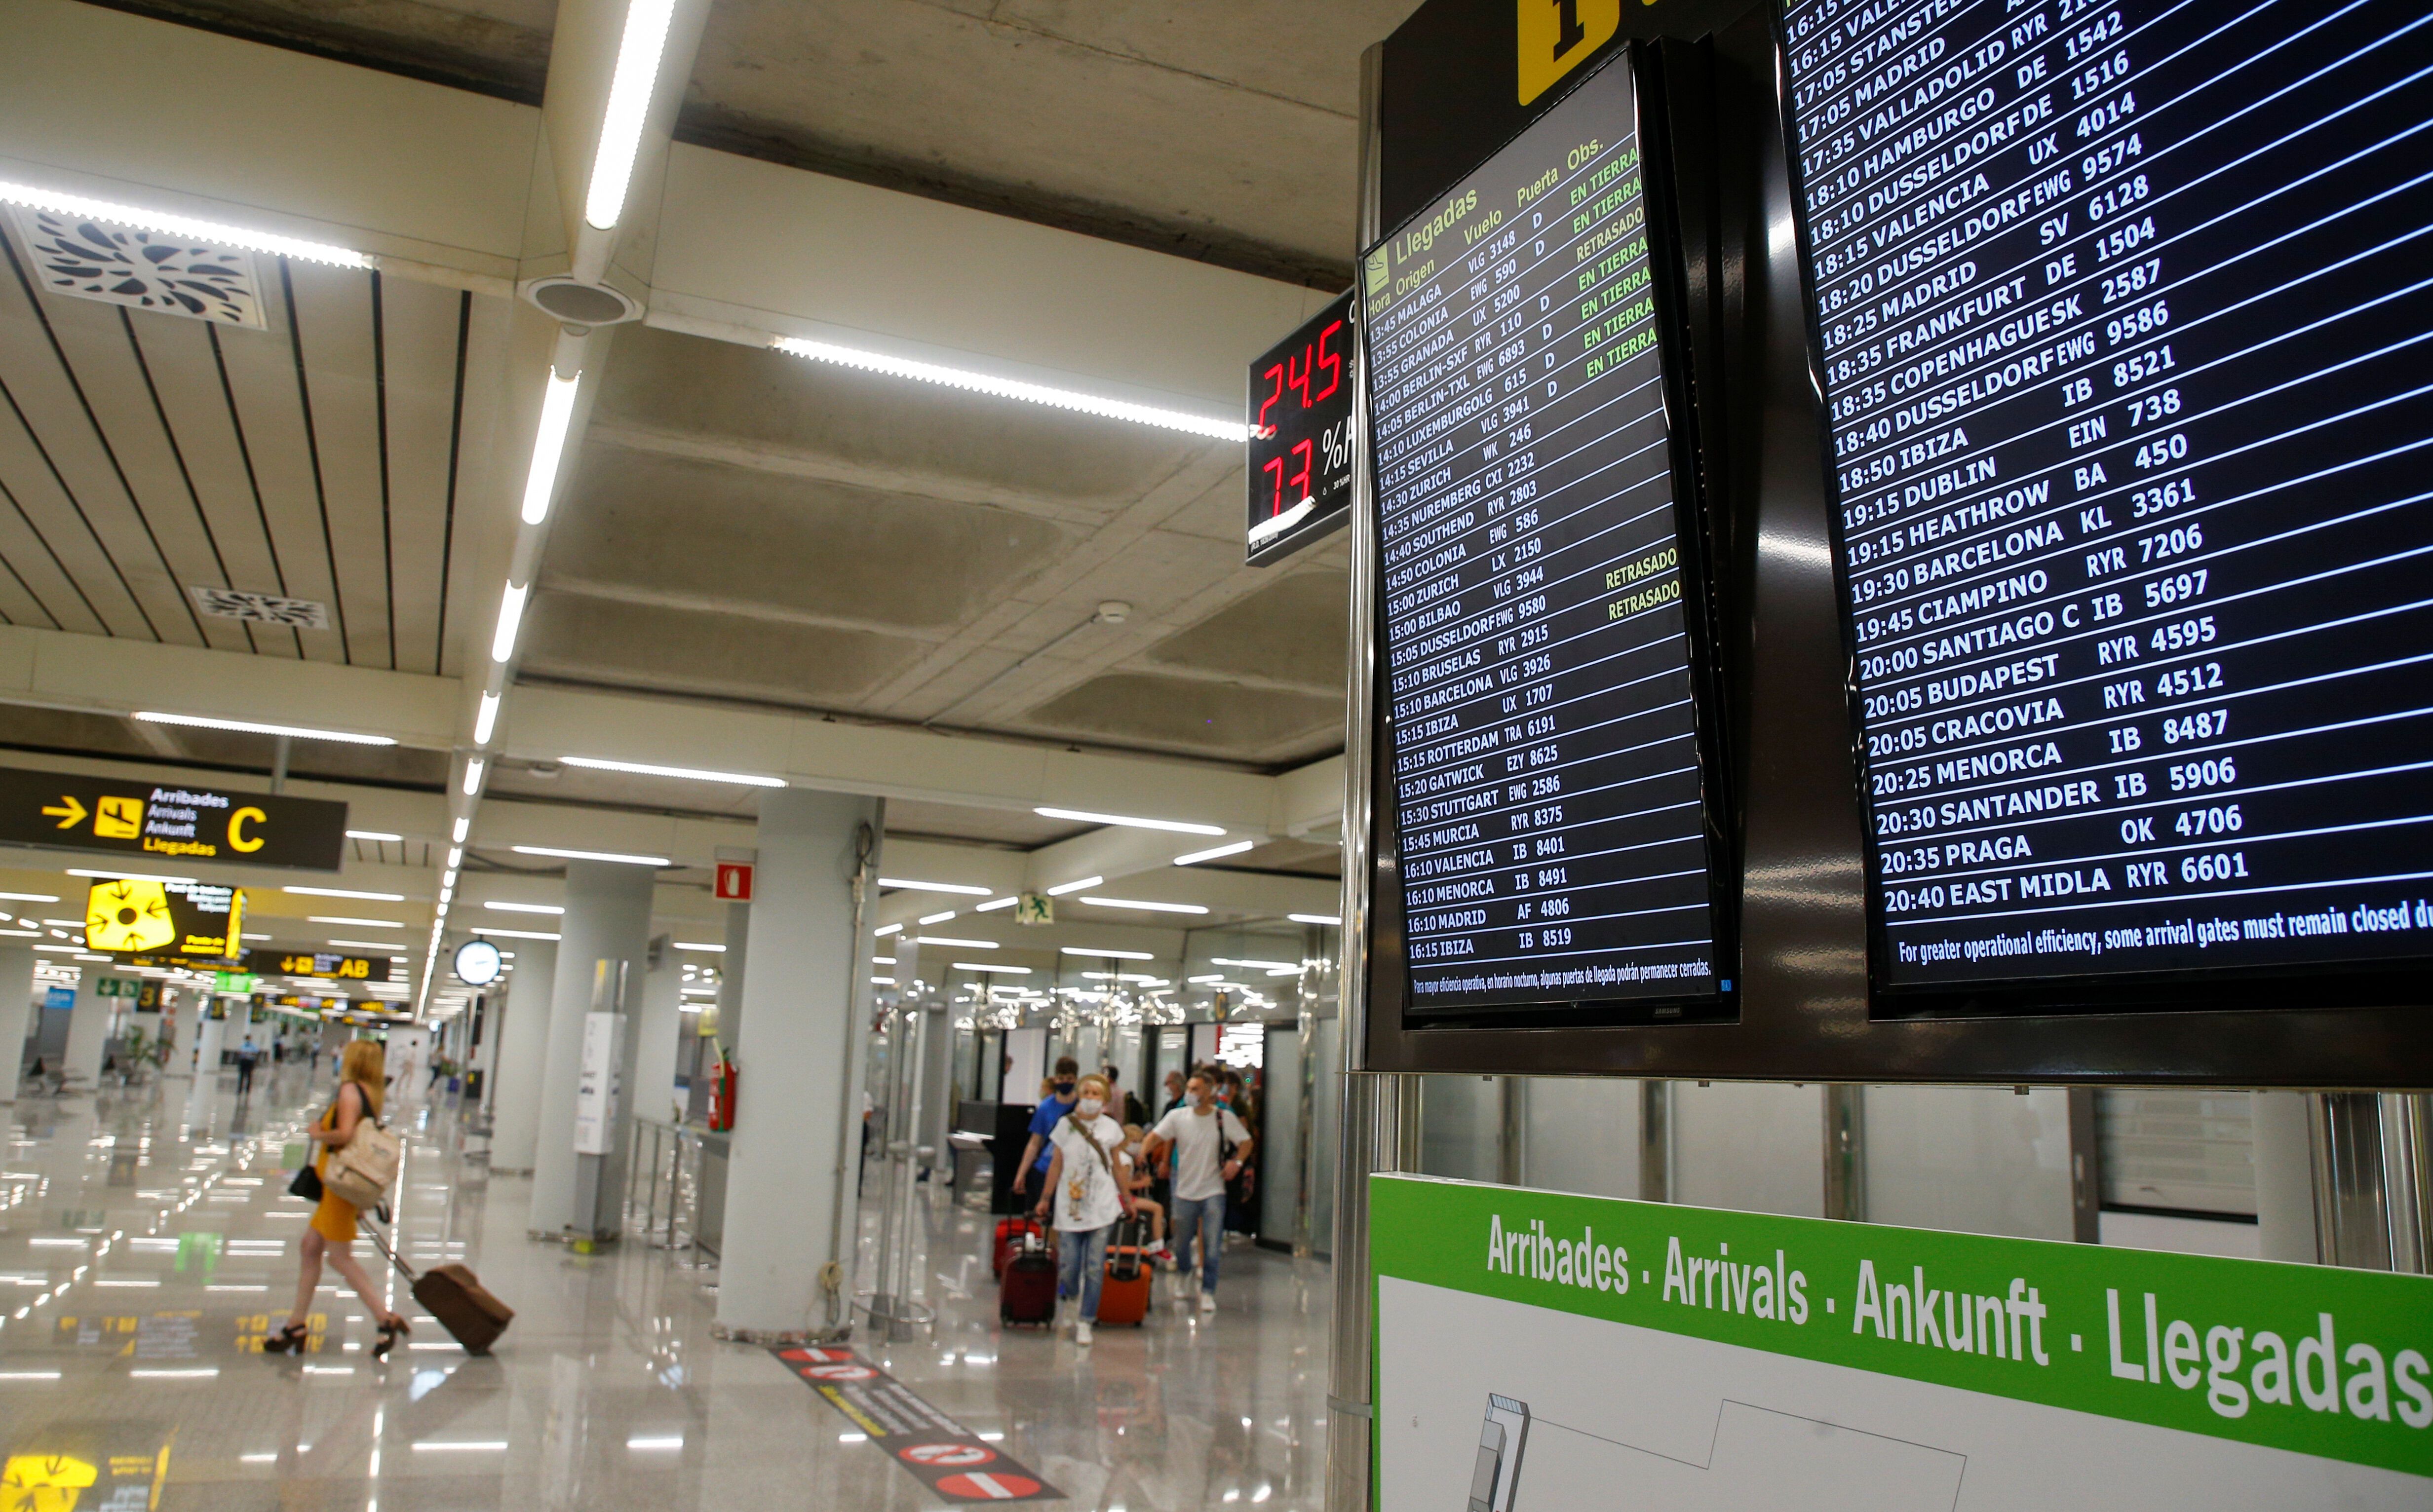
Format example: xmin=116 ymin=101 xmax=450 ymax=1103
xmin=1173 ymin=839 xmax=1255 ymax=865
xmin=490 ymin=581 xmax=529 ymax=664
xmin=33 ymin=944 xmax=81 ymax=953
xmin=560 ymin=755 xmax=784 ymax=788
xmin=471 ymin=927 xmax=560 ymax=942
xmin=133 ymin=711 xmax=392 ymax=745
xmin=521 ymin=371 xmax=581 ymax=524
xmin=462 ymin=757 xmax=486 ymax=797
xmin=626 ymin=1436 xmax=684 ymax=1451
xmin=1078 ymin=897 xmax=1208 ymax=915
xmin=1187 ymin=974 xmax=1224 ymax=984
xmin=308 ymin=916 xmax=404 ymax=928
xmin=1061 ymin=947 xmax=1154 ymax=961
xmin=868 ymin=976 xmax=894 ymax=986
xmin=286 ymin=887 xmax=404 ymax=902
xmin=957 ymin=963 xmax=1030 ymax=974
xmin=584 ymin=0 xmax=679 ymax=229
xmin=914 ymin=936 xmax=995 ymax=949
xmin=325 ymin=939 xmax=411 ymax=951
xmin=71 ymin=869 xmax=195 ymax=884
xmin=873 ymin=924 xmax=901 ymax=937
xmin=345 ymin=831 xmax=402 ymax=843
xmin=0 ymin=181 xmax=368 ymax=266
xmin=974 ymin=896 xmax=1017 ymax=912
xmin=0 ymin=892 xmax=59 ymax=902
xmin=473 ymin=691 xmax=502 ymax=746
xmin=412 ymin=1440 xmax=508 ymax=1453
xmin=1045 ymin=876 xmax=1102 ymax=897
xmin=878 ymin=878 xmax=992 ymax=896
xmin=1212 ymin=958 xmax=1297 ymax=971
xmin=1288 ymin=913 xmax=1342 ymax=926
xmin=510 ymin=845 xmax=669 ymax=867
xmin=74 ymin=953 xmax=110 ymax=962
xmin=452 ymin=817 xmax=471 ymax=845
xmin=673 ymin=942 xmax=726 ymax=952
xmin=1034 ymin=808 xmax=1226 ymax=836
xmin=918 ymin=910 xmax=956 ymax=925
xmin=772 ymin=336 xmax=1247 ymax=442
xmin=871 ymin=956 xmax=895 ymax=966
xmin=486 ymin=902 xmax=564 ymax=915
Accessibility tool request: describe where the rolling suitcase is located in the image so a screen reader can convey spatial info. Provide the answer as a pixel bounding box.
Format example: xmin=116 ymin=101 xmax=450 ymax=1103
xmin=1096 ymin=1216 xmax=1152 ymax=1326
xmin=360 ymin=1217 xmax=515 ymax=1355
xmin=993 ymin=1215 xmax=1043 ymax=1278
xmin=1000 ymin=1233 xmax=1058 ymax=1327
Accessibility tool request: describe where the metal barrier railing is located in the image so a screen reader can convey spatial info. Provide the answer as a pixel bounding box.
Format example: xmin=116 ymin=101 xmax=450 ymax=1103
xmin=624 ymin=1117 xmax=725 ymax=1262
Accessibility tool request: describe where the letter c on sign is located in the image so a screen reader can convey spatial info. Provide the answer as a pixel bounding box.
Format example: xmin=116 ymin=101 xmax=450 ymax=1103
xmin=229 ymin=806 xmax=267 ymax=852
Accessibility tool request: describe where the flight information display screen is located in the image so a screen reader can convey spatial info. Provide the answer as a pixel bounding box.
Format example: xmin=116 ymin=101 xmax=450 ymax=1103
xmin=1780 ymin=0 xmax=2433 ymax=989
xmin=1360 ymin=51 xmax=1727 ymax=1016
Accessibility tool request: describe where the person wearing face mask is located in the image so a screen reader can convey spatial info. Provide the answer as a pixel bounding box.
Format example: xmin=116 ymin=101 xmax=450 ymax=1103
xmin=1142 ymin=1071 xmax=1254 ymax=1315
xmin=1032 ymin=1073 xmax=1130 ymax=1345
xmin=1012 ymin=1057 xmax=1082 ymax=1209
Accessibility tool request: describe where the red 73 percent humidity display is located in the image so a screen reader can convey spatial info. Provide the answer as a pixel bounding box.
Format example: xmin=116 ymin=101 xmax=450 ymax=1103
xmin=1246 ymin=289 xmax=1357 ymax=566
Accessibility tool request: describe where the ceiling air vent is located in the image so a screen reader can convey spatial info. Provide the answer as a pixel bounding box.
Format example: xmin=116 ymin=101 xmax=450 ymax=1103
xmin=190 ymin=586 xmax=329 ymax=629
xmin=522 ymin=275 xmax=642 ymax=326
xmin=8 ymin=206 xmax=266 ymax=328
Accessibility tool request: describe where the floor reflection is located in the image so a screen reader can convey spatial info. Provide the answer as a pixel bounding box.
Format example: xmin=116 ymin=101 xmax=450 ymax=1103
xmin=0 ymin=1063 xmax=1333 ymax=1509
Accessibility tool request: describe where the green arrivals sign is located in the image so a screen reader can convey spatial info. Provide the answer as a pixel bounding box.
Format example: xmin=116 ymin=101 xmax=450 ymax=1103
xmin=1369 ymin=1174 xmax=2433 ymax=1495
xmin=0 ymin=765 xmax=347 ymax=870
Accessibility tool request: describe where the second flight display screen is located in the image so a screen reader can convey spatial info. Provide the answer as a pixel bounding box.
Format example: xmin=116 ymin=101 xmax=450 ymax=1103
xmin=1361 ymin=52 xmax=1727 ymax=1016
xmin=1781 ymin=0 xmax=2433 ymax=989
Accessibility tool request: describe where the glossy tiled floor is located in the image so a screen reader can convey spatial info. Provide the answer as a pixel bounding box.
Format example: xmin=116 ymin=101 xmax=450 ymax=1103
xmin=0 ymin=1062 xmax=1332 ymax=1511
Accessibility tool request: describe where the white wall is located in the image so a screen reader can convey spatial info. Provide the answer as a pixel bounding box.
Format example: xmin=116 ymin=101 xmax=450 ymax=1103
xmin=1670 ymin=1081 xmax=1824 ymax=1219
xmin=1864 ymin=1085 xmax=2074 ymax=1241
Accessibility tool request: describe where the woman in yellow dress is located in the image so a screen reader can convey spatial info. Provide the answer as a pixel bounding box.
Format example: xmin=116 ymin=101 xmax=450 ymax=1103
xmin=265 ymin=1040 xmax=411 ymax=1357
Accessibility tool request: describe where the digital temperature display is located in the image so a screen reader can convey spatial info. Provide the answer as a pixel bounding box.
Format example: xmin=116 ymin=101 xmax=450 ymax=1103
xmin=1246 ymin=290 xmax=1357 ymax=566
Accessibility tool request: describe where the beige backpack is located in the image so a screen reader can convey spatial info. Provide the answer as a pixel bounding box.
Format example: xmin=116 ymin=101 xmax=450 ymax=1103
xmin=323 ymin=1085 xmax=402 ymax=1209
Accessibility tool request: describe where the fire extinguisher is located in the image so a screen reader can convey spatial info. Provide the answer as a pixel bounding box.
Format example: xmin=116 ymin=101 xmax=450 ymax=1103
xmin=707 ymin=1047 xmax=737 ymax=1132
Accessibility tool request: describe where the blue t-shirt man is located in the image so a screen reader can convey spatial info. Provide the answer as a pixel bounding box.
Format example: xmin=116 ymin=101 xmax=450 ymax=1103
xmin=1012 ymin=1057 xmax=1081 ymax=1197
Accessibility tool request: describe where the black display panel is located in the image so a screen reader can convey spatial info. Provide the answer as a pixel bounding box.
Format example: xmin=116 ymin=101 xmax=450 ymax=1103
xmin=1780 ymin=0 xmax=2433 ymax=997
xmin=1360 ymin=48 xmax=1733 ymax=1019
xmin=1247 ymin=290 xmax=1358 ymax=566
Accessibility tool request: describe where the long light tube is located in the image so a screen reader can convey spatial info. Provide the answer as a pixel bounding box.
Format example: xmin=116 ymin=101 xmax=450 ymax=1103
xmin=771 ymin=337 xmax=1249 ymax=442
xmin=461 ymin=758 xmax=485 ymax=797
xmin=559 ymin=756 xmax=784 ymax=788
xmin=1172 ymin=839 xmax=1255 ymax=865
xmin=1034 ymin=808 xmax=1226 ymax=836
xmin=509 ymin=845 xmax=670 ymax=867
xmin=133 ymin=711 xmax=393 ymax=746
xmin=584 ymin=0 xmax=680 ymax=230
xmin=490 ymin=582 xmax=529 ymax=664
xmin=520 ymin=372 xmax=582 ymax=524
xmin=877 ymin=878 xmax=991 ymax=896
xmin=473 ymin=691 xmax=502 ymax=746
xmin=0 ymin=181 xmax=369 ymax=267
xmin=1044 ymin=876 xmax=1102 ymax=897
xmin=1077 ymin=897 xmax=1208 ymax=915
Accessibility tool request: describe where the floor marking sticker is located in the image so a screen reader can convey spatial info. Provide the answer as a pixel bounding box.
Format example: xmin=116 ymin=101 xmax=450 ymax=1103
xmin=768 ymin=1346 xmax=1060 ymax=1503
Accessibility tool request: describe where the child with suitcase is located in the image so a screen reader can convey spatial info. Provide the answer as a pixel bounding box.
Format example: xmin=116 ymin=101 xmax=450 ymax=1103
xmin=1030 ymin=1073 xmax=1132 ymax=1345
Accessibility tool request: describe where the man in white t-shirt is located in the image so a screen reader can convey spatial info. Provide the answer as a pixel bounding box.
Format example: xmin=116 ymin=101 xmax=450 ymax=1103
xmin=1033 ymin=1073 xmax=1129 ymax=1344
xmin=1143 ymin=1071 xmax=1253 ymax=1314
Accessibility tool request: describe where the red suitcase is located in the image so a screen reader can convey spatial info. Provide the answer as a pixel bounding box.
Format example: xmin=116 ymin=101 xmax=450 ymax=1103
xmin=1000 ymin=1235 xmax=1058 ymax=1327
xmin=994 ymin=1215 xmax=1043 ymax=1278
xmin=1096 ymin=1215 xmax=1152 ymax=1326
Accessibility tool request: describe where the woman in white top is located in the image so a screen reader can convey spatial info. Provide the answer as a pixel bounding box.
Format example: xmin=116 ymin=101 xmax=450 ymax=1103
xmin=1032 ymin=1073 xmax=1130 ymax=1344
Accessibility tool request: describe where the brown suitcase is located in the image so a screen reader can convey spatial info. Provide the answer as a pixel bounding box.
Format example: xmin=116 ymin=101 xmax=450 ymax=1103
xmin=360 ymin=1218 xmax=515 ymax=1354
xmin=413 ymin=1262 xmax=514 ymax=1355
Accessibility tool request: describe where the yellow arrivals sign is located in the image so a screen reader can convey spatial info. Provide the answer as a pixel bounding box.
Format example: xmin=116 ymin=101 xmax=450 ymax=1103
xmin=85 ymin=879 xmax=245 ymax=962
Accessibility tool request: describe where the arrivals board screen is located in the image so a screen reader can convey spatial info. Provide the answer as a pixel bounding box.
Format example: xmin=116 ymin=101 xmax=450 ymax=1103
xmin=1780 ymin=0 xmax=2433 ymax=990
xmin=1360 ymin=51 xmax=1728 ymax=1017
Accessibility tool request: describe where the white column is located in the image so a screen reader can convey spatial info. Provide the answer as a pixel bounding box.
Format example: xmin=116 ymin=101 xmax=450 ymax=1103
xmin=528 ymin=861 xmax=653 ymax=1237
xmin=0 ymin=945 xmax=34 ymax=1101
xmin=633 ymin=939 xmax=684 ymax=1127
xmin=184 ymin=1008 xmax=227 ymax=1131
xmin=716 ymin=789 xmax=881 ymax=1339
xmin=60 ymin=982 xmax=107 ymax=1085
xmin=487 ymin=939 xmax=558 ymax=1173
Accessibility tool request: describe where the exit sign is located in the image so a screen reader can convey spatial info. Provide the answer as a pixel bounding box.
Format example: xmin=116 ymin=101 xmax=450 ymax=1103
xmin=715 ymin=862 xmax=754 ymax=901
